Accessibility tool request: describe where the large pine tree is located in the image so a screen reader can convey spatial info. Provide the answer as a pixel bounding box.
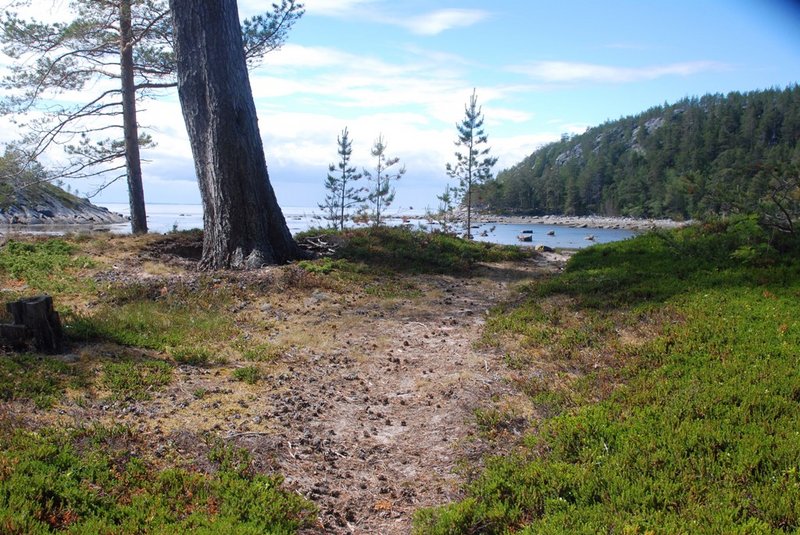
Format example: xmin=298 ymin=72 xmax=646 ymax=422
xmin=0 ymin=0 xmax=303 ymax=234
xmin=169 ymin=0 xmax=306 ymax=269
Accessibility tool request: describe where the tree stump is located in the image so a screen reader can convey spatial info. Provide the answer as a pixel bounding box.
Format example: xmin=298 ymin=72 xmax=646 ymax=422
xmin=3 ymin=295 xmax=64 ymax=354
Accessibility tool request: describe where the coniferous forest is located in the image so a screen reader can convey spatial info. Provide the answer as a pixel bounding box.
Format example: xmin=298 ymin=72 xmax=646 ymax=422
xmin=478 ymin=85 xmax=800 ymax=220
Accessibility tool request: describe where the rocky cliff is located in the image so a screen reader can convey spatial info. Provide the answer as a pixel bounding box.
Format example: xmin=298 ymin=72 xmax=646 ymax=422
xmin=0 ymin=182 xmax=126 ymax=225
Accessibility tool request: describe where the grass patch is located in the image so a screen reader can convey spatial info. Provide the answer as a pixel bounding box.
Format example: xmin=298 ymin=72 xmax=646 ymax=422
xmin=0 ymin=423 xmax=316 ymax=533
xmin=169 ymin=346 xmax=214 ymax=367
xmin=333 ymin=226 xmax=527 ymax=274
xmin=415 ymin=218 xmax=800 ymax=533
xmin=297 ymin=257 xmax=356 ymax=275
xmin=0 ymin=354 xmax=87 ymax=409
xmin=101 ymin=358 xmax=173 ymax=401
xmin=65 ymin=279 xmax=237 ymax=351
xmin=237 ymin=341 xmax=286 ymax=363
xmin=0 ymin=238 xmax=94 ymax=293
xmin=296 ymin=228 xmax=513 ymax=295
xmin=232 ymin=366 xmax=260 ymax=385
xmin=364 ymin=277 xmax=423 ymax=299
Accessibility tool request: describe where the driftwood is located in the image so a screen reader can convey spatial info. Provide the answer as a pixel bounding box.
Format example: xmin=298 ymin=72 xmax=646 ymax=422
xmin=296 ymin=235 xmax=340 ymax=256
xmin=2 ymin=295 xmax=64 ymax=354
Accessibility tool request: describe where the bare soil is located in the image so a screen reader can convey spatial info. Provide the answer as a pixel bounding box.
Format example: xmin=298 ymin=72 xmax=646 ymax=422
xmin=8 ymin=235 xmax=568 ymax=534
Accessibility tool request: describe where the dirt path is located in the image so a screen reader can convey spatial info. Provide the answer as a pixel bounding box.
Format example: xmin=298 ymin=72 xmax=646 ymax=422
xmin=17 ymin=245 xmax=565 ymax=534
xmin=224 ymin=254 xmax=565 ymax=534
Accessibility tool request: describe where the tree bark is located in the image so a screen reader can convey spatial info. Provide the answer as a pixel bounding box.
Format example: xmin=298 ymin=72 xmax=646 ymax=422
xmin=120 ymin=0 xmax=148 ymax=234
xmin=169 ymin=0 xmax=305 ymax=269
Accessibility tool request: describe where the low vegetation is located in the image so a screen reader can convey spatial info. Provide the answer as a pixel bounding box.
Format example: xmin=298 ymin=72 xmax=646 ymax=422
xmin=0 ymin=354 xmax=87 ymax=409
xmin=66 ymin=277 xmax=237 ymax=353
xmin=2 ymin=226 xmax=521 ymax=531
xmin=0 ymin=423 xmax=316 ymax=533
xmin=1 ymin=220 xmax=797 ymax=532
xmin=414 ymin=216 xmax=800 ymax=533
xmin=232 ymin=365 xmax=261 ymax=385
xmin=299 ymin=226 xmax=528 ymax=274
xmin=0 ymin=239 xmax=94 ymax=293
xmin=101 ymin=358 xmax=173 ymax=401
xmin=0 ymin=232 xmax=326 ymax=532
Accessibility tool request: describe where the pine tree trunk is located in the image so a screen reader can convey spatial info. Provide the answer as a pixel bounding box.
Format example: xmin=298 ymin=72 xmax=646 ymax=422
xmin=169 ymin=0 xmax=306 ymax=269
xmin=120 ymin=0 xmax=148 ymax=234
xmin=466 ymin=160 xmax=473 ymax=238
xmin=339 ymin=182 xmax=346 ymax=231
xmin=466 ymin=186 xmax=472 ymax=238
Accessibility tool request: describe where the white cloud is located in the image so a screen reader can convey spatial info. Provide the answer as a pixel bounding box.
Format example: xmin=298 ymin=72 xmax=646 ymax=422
xmin=398 ymin=9 xmax=490 ymax=35
xmin=138 ymin=99 xmax=192 ymax=159
xmin=482 ymin=107 xmax=533 ymax=126
xmin=257 ymin=44 xmax=353 ymax=69
xmin=509 ymin=60 xmax=728 ymax=84
xmin=492 ymin=133 xmax=562 ymax=169
xmin=0 ymin=9 xmax=551 ymax=208
xmin=278 ymin=2 xmax=489 ymax=36
xmin=249 ymin=75 xmax=316 ymax=100
xmin=259 ymin=109 xmax=450 ymax=172
xmin=559 ymin=123 xmax=592 ymax=136
xmin=139 ymin=42 xmax=542 ymax=204
xmin=254 ymin=43 xmax=474 ymax=120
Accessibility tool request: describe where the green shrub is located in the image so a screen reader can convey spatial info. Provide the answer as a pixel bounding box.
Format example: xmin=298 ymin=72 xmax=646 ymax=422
xmin=0 ymin=425 xmax=316 ymax=533
xmin=415 ymin=221 xmax=800 ymax=533
xmin=335 ymin=226 xmax=527 ymax=273
xmin=0 ymin=354 xmax=86 ymax=409
xmin=0 ymin=238 xmax=94 ymax=292
xmin=101 ymin=358 xmax=172 ymax=400
xmin=170 ymin=346 xmax=213 ymax=366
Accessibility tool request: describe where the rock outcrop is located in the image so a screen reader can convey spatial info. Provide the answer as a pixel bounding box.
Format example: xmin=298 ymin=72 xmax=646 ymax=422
xmin=0 ymin=183 xmax=126 ymax=226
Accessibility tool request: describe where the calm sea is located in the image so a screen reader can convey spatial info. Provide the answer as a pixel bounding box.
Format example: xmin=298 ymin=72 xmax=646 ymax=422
xmin=101 ymin=203 xmax=636 ymax=250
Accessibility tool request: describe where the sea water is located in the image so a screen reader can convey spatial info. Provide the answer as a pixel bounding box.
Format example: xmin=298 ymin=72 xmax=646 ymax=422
xmin=96 ymin=203 xmax=638 ymax=249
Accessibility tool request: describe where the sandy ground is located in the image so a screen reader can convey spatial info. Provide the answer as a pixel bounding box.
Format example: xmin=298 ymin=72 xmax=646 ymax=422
xmin=253 ymin=255 xmax=565 ymax=533
xmin=214 ymin=253 xmax=566 ymax=533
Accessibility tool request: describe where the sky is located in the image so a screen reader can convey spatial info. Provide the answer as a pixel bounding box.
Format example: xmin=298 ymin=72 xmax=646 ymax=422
xmin=3 ymin=0 xmax=800 ymax=211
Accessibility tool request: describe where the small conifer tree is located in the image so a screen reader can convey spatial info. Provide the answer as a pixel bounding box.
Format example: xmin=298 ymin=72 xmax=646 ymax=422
xmin=446 ymin=89 xmax=498 ymax=238
xmin=319 ymin=127 xmax=363 ymax=230
xmin=363 ymin=134 xmax=405 ymax=226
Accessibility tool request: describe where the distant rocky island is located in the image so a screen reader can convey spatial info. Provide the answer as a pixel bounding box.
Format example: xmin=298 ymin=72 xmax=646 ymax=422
xmin=0 ymin=181 xmax=126 ymax=226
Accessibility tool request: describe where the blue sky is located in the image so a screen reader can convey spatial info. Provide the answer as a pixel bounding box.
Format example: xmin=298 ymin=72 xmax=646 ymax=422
xmin=5 ymin=0 xmax=800 ymax=211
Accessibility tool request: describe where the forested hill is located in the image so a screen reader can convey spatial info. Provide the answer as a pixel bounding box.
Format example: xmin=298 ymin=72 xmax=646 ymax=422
xmin=479 ymin=85 xmax=800 ymax=219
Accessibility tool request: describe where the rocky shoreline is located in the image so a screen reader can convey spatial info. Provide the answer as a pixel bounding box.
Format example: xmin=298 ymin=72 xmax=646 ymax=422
xmin=473 ymin=213 xmax=690 ymax=231
xmin=0 ymin=190 xmax=127 ymax=227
